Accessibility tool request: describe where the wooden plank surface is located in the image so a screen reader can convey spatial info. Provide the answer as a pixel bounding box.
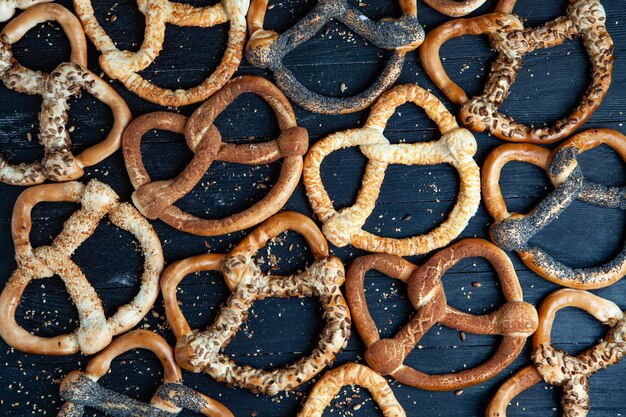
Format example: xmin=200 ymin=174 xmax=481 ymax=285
xmin=1 ymin=0 xmax=625 ymax=415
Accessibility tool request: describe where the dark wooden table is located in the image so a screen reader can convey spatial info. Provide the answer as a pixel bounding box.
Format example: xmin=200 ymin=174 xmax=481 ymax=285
xmin=1 ymin=0 xmax=625 ymax=415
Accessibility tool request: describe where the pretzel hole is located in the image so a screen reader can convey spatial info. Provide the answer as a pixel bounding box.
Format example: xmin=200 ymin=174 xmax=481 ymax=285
xmin=175 ymin=270 xmax=232 ymax=331
xmin=254 ymin=0 xmax=318 ymax=33
xmin=65 ymin=87 xmax=117 ymax=150
xmin=212 ymin=93 xmax=282 ymax=142
xmin=320 ymin=146 xmax=367 ymax=212
xmin=10 ymin=20 xmax=72 ymax=73
xmin=517 ymin=0 xmax=570 ymax=26
xmin=362 ymin=271 xmax=414 ymax=339
xmin=498 ymin=161 xmax=551 ymax=214
xmin=251 ymin=231 xmax=315 ymax=276
xmin=498 ymin=384 xmax=560 ymax=417
xmin=89 ymin=1 xmax=147 ymax=52
xmin=0 ymin=87 xmax=42 ymax=164
xmin=382 ymin=103 xmax=442 ymax=144
xmin=317 ymin=386 xmax=381 ymax=416
xmin=348 ymin=0 xmax=404 ymax=18
xmin=549 ymin=306 xmax=608 ymax=356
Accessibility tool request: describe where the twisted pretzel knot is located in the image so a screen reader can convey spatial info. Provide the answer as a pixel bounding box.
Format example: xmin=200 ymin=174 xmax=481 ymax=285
xmin=483 ymin=128 xmax=626 ymax=289
xmin=303 ymin=83 xmax=480 ymax=256
xmin=487 ymin=289 xmax=626 ymax=417
xmin=123 ymin=75 xmax=308 ymax=236
xmin=0 ymin=0 xmax=50 ymax=21
xmin=245 ymin=0 xmax=424 ymax=114
xmin=423 ymin=0 xmax=487 ymax=17
xmin=161 ymin=212 xmax=351 ymax=396
xmin=420 ymin=0 xmax=614 ymax=143
xmin=298 ymin=363 xmax=405 ymax=417
xmin=346 ymin=238 xmax=538 ymax=391
xmin=57 ymin=330 xmax=234 ymax=417
xmin=0 ymin=3 xmax=130 ymax=186
xmin=0 ymin=180 xmax=164 ymax=355
xmin=73 ymin=0 xmax=248 ymax=107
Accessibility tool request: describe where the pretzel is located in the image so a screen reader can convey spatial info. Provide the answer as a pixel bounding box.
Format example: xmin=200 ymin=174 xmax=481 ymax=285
xmin=303 ymin=83 xmax=480 ymax=256
xmin=123 ymin=76 xmax=308 ymax=236
xmin=0 ymin=180 xmax=163 ymax=355
xmin=483 ymin=128 xmax=626 ymax=289
xmin=57 ymin=330 xmax=234 ymax=417
xmin=346 ymin=238 xmax=538 ymax=391
xmin=423 ymin=0 xmax=487 ymax=17
xmin=0 ymin=3 xmax=131 ymax=186
xmin=245 ymin=0 xmax=424 ymax=114
xmin=161 ymin=211 xmax=351 ymax=395
xmin=73 ymin=0 xmax=249 ymax=107
xmin=487 ymin=289 xmax=626 ymax=417
xmin=420 ymin=0 xmax=614 ymax=143
xmin=0 ymin=0 xmax=50 ymax=21
xmin=298 ymin=363 xmax=405 ymax=417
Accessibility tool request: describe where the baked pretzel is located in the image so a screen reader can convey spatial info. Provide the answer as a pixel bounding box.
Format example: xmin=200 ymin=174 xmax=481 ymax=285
xmin=161 ymin=211 xmax=351 ymax=395
xmin=0 ymin=3 xmax=130 ymax=186
xmin=423 ymin=0 xmax=487 ymax=17
xmin=346 ymin=238 xmax=538 ymax=391
xmin=0 ymin=180 xmax=163 ymax=355
xmin=123 ymin=76 xmax=308 ymax=236
xmin=0 ymin=0 xmax=50 ymax=21
xmin=57 ymin=330 xmax=234 ymax=417
xmin=73 ymin=0 xmax=248 ymax=107
xmin=298 ymin=363 xmax=405 ymax=417
xmin=487 ymin=289 xmax=626 ymax=417
xmin=483 ymin=128 xmax=626 ymax=289
xmin=420 ymin=0 xmax=614 ymax=143
xmin=245 ymin=0 xmax=424 ymax=114
xmin=304 ymin=83 xmax=480 ymax=256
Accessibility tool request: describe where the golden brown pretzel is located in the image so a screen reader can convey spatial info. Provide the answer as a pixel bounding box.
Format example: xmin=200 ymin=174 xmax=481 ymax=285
xmin=487 ymin=289 xmax=626 ymax=417
xmin=423 ymin=0 xmax=487 ymax=17
xmin=57 ymin=330 xmax=234 ymax=417
xmin=0 ymin=180 xmax=163 ymax=355
xmin=483 ymin=128 xmax=626 ymax=289
xmin=123 ymin=75 xmax=308 ymax=236
xmin=420 ymin=0 xmax=614 ymax=143
xmin=346 ymin=239 xmax=538 ymax=390
xmin=161 ymin=211 xmax=351 ymax=396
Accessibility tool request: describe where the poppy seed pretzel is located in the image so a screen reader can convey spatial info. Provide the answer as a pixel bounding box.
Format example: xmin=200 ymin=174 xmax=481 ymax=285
xmin=346 ymin=239 xmax=538 ymax=391
xmin=420 ymin=0 xmax=614 ymax=143
xmin=0 ymin=0 xmax=51 ymax=22
xmin=245 ymin=0 xmax=424 ymax=114
xmin=423 ymin=0 xmax=487 ymax=17
xmin=483 ymin=129 xmax=626 ymax=289
xmin=487 ymin=289 xmax=626 ymax=417
xmin=0 ymin=180 xmax=163 ymax=356
xmin=57 ymin=330 xmax=234 ymax=417
xmin=73 ymin=0 xmax=249 ymax=107
xmin=0 ymin=3 xmax=131 ymax=186
xmin=161 ymin=211 xmax=351 ymax=396
xmin=303 ymin=83 xmax=480 ymax=256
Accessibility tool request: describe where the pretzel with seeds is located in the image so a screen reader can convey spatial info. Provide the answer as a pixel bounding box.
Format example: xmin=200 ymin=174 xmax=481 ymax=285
xmin=346 ymin=239 xmax=538 ymax=390
xmin=0 ymin=180 xmax=163 ymax=355
xmin=123 ymin=76 xmax=308 ymax=236
xmin=420 ymin=0 xmax=614 ymax=143
xmin=0 ymin=0 xmax=51 ymax=21
xmin=161 ymin=211 xmax=351 ymax=396
xmin=73 ymin=0 xmax=249 ymax=107
xmin=303 ymin=83 xmax=480 ymax=256
xmin=487 ymin=289 xmax=626 ymax=417
xmin=483 ymin=129 xmax=626 ymax=289
xmin=57 ymin=330 xmax=234 ymax=417
xmin=0 ymin=3 xmax=131 ymax=186
xmin=423 ymin=0 xmax=487 ymax=17
xmin=245 ymin=0 xmax=424 ymax=114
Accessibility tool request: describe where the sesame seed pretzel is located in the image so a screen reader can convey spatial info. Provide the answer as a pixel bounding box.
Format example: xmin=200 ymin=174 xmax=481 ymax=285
xmin=420 ymin=0 xmax=614 ymax=143
xmin=346 ymin=239 xmax=538 ymax=391
xmin=161 ymin=211 xmax=351 ymax=396
xmin=0 ymin=0 xmax=51 ymax=22
xmin=0 ymin=180 xmax=164 ymax=355
xmin=57 ymin=330 xmax=234 ymax=417
xmin=487 ymin=289 xmax=626 ymax=417
xmin=72 ymin=0 xmax=249 ymax=107
xmin=423 ymin=0 xmax=487 ymax=17
xmin=298 ymin=363 xmax=406 ymax=417
xmin=303 ymin=83 xmax=480 ymax=256
xmin=245 ymin=0 xmax=424 ymax=114
xmin=0 ymin=3 xmax=131 ymax=186
xmin=483 ymin=128 xmax=626 ymax=289
xmin=123 ymin=75 xmax=308 ymax=236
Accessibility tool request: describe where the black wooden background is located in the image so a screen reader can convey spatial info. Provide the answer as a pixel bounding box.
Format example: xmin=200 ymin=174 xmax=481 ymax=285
xmin=1 ymin=0 xmax=625 ymax=415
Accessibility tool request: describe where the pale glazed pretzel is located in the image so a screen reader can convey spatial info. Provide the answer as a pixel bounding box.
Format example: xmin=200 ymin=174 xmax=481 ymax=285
xmin=57 ymin=330 xmax=234 ymax=417
xmin=0 ymin=3 xmax=131 ymax=186
xmin=298 ymin=363 xmax=405 ymax=417
xmin=303 ymin=83 xmax=480 ymax=256
xmin=123 ymin=76 xmax=308 ymax=236
xmin=346 ymin=239 xmax=538 ymax=391
xmin=483 ymin=129 xmax=626 ymax=289
xmin=0 ymin=180 xmax=163 ymax=355
xmin=161 ymin=211 xmax=351 ymax=395
xmin=487 ymin=289 xmax=626 ymax=417
xmin=423 ymin=0 xmax=487 ymax=17
xmin=420 ymin=0 xmax=614 ymax=143
xmin=245 ymin=0 xmax=424 ymax=114
xmin=0 ymin=0 xmax=50 ymax=21
xmin=73 ymin=0 xmax=249 ymax=107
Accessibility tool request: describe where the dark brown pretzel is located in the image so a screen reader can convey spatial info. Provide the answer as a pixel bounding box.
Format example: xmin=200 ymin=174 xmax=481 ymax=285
xmin=346 ymin=238 xmax=538 ymax=391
